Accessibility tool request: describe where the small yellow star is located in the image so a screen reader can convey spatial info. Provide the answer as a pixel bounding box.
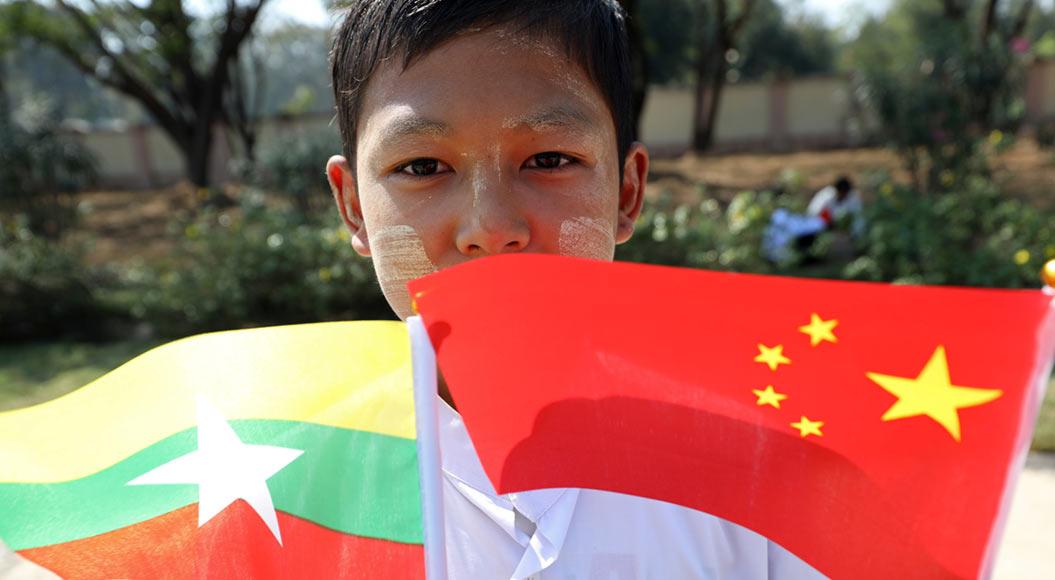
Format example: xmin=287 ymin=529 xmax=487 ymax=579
xmin=791 ymin=416 xmax=824 ymax=438
xmin=799 ymin=313 xmax=838 ymax=347
xmin=752 ymin=385 xmax=788 ymax=409
xmin=866 ymin=345 xmax=1002 ymax=442
xmin=793 ymin=415 xmax=822 ymax=438
xmin=754 ymin=344 xmax=791 ymax=371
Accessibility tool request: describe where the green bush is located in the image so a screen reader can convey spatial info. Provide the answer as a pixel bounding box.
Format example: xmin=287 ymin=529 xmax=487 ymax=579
xmin=621 ymin=177 xmax=1052 ymax=290
xmin=0 ymin=217 xmax=121 ymax=341
xmin=119 ymin=190 xmax=392 ymax=337
xmin=252 ymin=131 xmax=341 ymax=217
xmin=843 ymin=177 xmax=1055 ymax=288
xmin=617 ymin=191 xmax=788 ymax=274
xmin=0 ymin=115 xmax=96 ymax=237
xmin=851 ymin=2 xmax=1030 ymax=192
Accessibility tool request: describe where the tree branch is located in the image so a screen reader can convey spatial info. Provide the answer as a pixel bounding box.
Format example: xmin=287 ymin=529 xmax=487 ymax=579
xmin=942 ymin=0 xmax=967 ymax=21
xmin=729 ymin=0 xmax=756 ymax=39
xmin=981 ymin=0 xmax=999 ymax=42
xmin=205 ymin=0 xmax=270 ymax=111
xmin=1011 ymin=0 xmax=1034 ymax=39
xmin=46 ymin=1 xmax=188 ymax=145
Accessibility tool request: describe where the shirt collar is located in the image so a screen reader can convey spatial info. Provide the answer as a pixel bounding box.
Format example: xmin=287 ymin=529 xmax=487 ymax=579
xmin=437 ymin=397 xmax=579 ymax=579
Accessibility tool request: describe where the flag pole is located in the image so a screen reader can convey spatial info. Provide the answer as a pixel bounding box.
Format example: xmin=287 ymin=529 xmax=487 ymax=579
xmin=408 ymin=315 xmax=448 ymax=580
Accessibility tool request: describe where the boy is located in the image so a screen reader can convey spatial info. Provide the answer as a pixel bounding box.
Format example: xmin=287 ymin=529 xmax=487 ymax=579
xmin=326 ymin=1 xmax=824 ymax=577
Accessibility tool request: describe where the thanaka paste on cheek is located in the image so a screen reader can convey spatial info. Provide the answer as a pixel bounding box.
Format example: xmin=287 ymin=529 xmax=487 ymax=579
xmin=559 ymin=216 xmax=616 ymax=261
xmin=371 ymin=225 xmax=436 ymax=319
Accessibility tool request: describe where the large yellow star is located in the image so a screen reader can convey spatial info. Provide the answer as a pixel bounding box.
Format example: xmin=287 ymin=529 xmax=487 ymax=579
xmin=791 ymin=416 xmax=824 ymax=438
xmin=799 ymin=313 xmax=838 ymax=346
xmin=866 ymin=346 xmax=1002 ymax=442
xmin=752 ymin=385 xmax=788 ymax=409
xmin=754 ymin=343 xmax=791 ymax=371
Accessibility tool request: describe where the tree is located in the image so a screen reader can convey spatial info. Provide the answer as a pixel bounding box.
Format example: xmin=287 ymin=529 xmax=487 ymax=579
xmin=619 ymin=0 xmax=650 ymax=140
xmin=735 ymin=0 xmax=835 ymax=81
xmin=692 ymin=0 xmax=757 ymax=152
xmin=0 ymin=3 xmax=14 ymax=125
xmin=849 ymin=0 xmax=1035 ymax=191
xmin=637 ymin=0 xmax=835 ymax=86
xmin=11 ymin=0 xmax=271 ymax=188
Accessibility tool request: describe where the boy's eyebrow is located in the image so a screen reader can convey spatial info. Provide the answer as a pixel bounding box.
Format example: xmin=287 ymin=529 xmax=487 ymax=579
xmin=506 ymin=106 xmax=597 ymax=132
xmin=376 ymin=115 xmax=452 ymax=151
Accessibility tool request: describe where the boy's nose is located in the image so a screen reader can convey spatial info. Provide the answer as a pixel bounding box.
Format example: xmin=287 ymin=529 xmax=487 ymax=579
xmin=455 ymin=181 xmax=530 ymax=257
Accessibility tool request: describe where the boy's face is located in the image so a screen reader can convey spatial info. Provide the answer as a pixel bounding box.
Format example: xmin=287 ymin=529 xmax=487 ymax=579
xmin=327 ymin=28 xmax=648 ymax=320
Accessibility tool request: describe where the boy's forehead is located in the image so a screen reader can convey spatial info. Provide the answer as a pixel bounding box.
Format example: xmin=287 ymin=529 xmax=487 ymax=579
xmin=356 ymin=28 xmax=614 ymax=150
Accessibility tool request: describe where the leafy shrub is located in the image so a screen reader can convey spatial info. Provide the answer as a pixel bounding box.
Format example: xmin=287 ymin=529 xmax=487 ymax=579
xmin=843 ymin=177 xmax=1055 ymax=288
xmin=0 ymin=217 xmax=121 ymax=341
xmin=617 ymin=190 xmax=788 ymax=274
xmin=252 ymin=131 xmax=341 ymax=217
xmin=621 ymin=176 xmax=1052 ymax=290
xmin=0 ymin=115 xmax=96 ymax=237
xmin=120 ymin=190 xmax=392 ymax=337
xmin=851 ymin=3 xmax=1030 ymax=192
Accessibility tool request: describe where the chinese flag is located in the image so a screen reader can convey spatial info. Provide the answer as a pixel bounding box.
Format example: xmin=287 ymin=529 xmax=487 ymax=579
xmin=409 ymin=254 xmax=1055 ymax=580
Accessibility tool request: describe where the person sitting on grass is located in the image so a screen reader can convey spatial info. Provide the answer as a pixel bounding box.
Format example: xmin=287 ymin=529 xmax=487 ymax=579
xmin=807 ymin=176 xmax=865 ymax=240
xmin=325 ymin=1 xmax=825 ymax=577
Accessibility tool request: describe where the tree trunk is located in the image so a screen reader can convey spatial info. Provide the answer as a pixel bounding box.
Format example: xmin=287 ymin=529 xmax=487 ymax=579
xmin=620 ymin=0 xmax=649 ymax=141
xmin=186 ymin=123 xmax=213 ymax=189
xmin=692 ymin=49 xmax=727 ymax=152
xmin=0 ymin=55 xmax=10 ymax=128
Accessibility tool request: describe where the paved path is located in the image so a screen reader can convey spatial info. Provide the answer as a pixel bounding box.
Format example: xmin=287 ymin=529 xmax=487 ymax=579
xmin=994 ymin=453 xmax=1055 ymax=578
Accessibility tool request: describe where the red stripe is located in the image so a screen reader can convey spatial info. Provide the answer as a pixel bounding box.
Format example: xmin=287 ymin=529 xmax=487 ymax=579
xmin=20 ymin=502 xmax=423 ymax=579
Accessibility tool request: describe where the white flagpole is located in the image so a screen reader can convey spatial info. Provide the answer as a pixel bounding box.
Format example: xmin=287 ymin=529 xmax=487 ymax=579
xmin=408 ymin=316 xmax=448 ymax=580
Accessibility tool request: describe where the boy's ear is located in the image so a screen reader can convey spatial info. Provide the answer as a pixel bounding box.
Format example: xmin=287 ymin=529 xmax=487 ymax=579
xmin=326 ymin=155 xmax=371 ymax=257
xmin=615 ymin=142 xmax=649 ymax=244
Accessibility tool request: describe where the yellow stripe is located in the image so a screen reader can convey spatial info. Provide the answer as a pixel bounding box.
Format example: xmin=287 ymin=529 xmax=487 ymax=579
xmin=0 ymin=321 xmax=416 ymax=483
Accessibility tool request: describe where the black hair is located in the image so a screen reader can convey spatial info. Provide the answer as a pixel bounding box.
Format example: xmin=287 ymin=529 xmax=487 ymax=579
xmin=330 ymin=0 xmax=632 ymax=170
xmin=835 ymin=176 xmax=853 ymax=193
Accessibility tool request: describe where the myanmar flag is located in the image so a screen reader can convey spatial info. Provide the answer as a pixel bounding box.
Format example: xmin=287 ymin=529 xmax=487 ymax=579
xmin=410 ymin=254 xmax=1055 ymax=580
xmin=0 ymin=322 xmax=424 ymax=579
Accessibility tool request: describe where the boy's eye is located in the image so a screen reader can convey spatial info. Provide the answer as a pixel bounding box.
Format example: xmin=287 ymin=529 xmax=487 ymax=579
xmin=395 ymin=158 xmax=450 ymax=177
xmin=525 ymin=152 xmax=575 ymax=170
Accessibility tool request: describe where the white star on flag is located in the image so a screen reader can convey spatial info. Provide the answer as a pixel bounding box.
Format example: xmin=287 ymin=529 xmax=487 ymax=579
xmin=128 ymin=397 xmax=304 ymax=544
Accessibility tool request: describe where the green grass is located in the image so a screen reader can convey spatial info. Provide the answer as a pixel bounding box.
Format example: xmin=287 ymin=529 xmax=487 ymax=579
xmin=1 ymin=340 xmax=1054 ymax=452
xmin=1031 ymin=380 xmax=1055 ymax=452
xmin=0 ymin=340 xmax=161 ymax=412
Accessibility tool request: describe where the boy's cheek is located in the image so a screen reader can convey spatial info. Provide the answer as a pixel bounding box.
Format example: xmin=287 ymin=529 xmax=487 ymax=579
xmin=558 ymin=216 xmax=616 ymax=261
xmin=370 ymin=225 xmax=437 ymax=320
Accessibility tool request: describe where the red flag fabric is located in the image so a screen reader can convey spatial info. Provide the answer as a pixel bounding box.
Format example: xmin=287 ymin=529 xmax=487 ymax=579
xmin=409 ymin=254 xmax=1055 ymax=580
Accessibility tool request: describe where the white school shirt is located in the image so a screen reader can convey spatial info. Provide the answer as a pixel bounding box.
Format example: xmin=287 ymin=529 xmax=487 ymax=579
xmin=438 ymin=399 xmax=826 ymax=580
xmin=806 ymin=186 xmax=865 ymax=238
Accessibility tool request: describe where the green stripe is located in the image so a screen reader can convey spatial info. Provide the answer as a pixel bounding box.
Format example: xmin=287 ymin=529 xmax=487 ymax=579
xmin=0 ymin=421 xmax=422 ymax=550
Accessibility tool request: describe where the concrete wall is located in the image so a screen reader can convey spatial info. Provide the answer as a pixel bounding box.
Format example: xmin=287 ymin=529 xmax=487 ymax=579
xmin=714 ymin=83 xmax=770 ymax=142
xmin=72 ymin=61 xmax=1055 ymax=188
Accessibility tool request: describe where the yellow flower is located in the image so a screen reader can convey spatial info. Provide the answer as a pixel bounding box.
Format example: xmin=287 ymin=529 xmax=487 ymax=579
xmin=1014 ymin=249 xmax=1031 ymax=265
xmin=337 ymin=228 xmax=350 ymax=242
xmin=880 ymin=183 xmax=894 ymax=196
xmin=988 ymin=130 xmax=1004 ymax=146
xmin=184 ymin=225 xmax=200 ymax=239
xmin=940 ymin=171 xmax=955 ymax=187
xmin=318 ymin=268 xmax=333 ymax=282
xmin=1046 ymin=245 xmax=1055 ymax=259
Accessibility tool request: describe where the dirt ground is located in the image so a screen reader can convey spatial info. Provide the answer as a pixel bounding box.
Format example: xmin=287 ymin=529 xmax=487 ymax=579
xmin=649 ymin=139 xmax=1055 ymax=206
xmin=72 ymin=140 xmax=1054 ymax=265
